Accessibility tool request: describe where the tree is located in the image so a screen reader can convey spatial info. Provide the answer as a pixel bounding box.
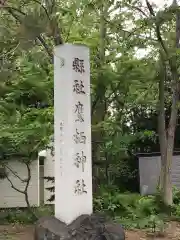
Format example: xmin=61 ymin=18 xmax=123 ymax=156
xmin=1 ymin=0 xmax=175 ymax=206
xmin=124 ymin=0 xmax=180 ymax=205
xmin=144 ymin=0 xmax=180 ymax=206
xmin=0 ymin=48 xmax=53 ymax=211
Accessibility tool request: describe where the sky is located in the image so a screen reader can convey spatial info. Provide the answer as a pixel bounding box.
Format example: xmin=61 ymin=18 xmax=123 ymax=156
xmin=144 ymin=0 xmax=180 ymax=8
xmin=151 ymin=0 xmax=170 ymax=6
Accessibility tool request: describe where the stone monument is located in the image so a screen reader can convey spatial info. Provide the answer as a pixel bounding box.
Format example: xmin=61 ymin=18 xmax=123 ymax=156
xmin=34 ymin=44 xmax=125 ymax=240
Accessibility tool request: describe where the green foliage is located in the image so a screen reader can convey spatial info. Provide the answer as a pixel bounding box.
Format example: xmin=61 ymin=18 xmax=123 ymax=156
xmin=0 ymin=205 xmax=54 ymax=224
xmin=170 ymin=187 xmax=180 ymax=220
xmin=2 ymin=188 xmax=180 ymax=232
xmin=94 ymin=190 xmax=154 ymax=217
xmin=94 ymin=189 xmax=170 ymax=231
xmin=0 ymin=0 xmax=180 ymax=228
xmin=0 ymin=0 xmax=161 ymax=187
xmin=0 ymin=51 xmax=53 ymax=160
xmin=172 ymin=186 xmax=180 ymax=205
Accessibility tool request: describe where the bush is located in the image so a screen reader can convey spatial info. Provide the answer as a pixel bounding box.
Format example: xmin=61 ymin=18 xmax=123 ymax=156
xmin=94 ymin=190 xmax=156 ymax=217
xmin=0 ymin=205 xmax=54 ymax=224
xmin=173 ymin=187 xmax=180 ymax=205
xmin=93 ymin=188 xmax=170 ymax=230
xmin=168 ymin=187 xmax=180 ymax=220
xmin=115 ymin=214 xmax=165 ymax=232
xmin=2 ymin=186 xmax=180 ymax=230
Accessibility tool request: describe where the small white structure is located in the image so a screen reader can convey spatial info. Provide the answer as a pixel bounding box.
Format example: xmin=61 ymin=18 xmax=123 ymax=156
xmin=42 ymin=147 xmax=55 ymax=205
xmin=138 ymin=152 xmax=180 ymax=195
xmin=0 ymin=151 xmax=55 ymax=208
xmin=0 ymin=159 xmax=39 ymax=208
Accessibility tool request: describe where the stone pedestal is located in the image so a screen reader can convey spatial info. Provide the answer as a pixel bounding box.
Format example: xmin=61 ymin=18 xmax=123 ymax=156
xmin=34 ymin=214 xmax=125 ymax=240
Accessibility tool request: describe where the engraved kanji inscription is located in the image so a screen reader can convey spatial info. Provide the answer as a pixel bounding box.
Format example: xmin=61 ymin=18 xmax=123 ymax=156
xmin=75 ymin=101 xmax=84 ymax=122
xmin=73 ymin=129 xmax=86 ymax=144
xmin=73 ymin=80 xmax=85 ymax=94
xmin=60 ymin=122 xmax=63 ymax=137
xmin=74 ymin=179 xmax=87 ymax=195
xmin=72 ymin=58 xmax=85 ymax=73
xmin=60 ymin=122 xmax=63 ymax=131
xmin=74 ymin=151 xmax=86 ymax=172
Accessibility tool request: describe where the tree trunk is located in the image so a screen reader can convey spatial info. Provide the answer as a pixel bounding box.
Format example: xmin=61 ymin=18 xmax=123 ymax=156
xmin=159 ymin=65 xmax=179 ymax=206
xmin=163 ymin=152 xmax=173 ymax=205
xmin=158 ymin=57 xmax=167 ymax=191
xmin=91 ymin=2 xmax=108 ymax=193
xmin=159 ymin=67 xmax=179 ymax=206
xmin=161 ymin=5 xmax=180 ymax=205
xmin=148 ymin=0 xmax=180 ymax=206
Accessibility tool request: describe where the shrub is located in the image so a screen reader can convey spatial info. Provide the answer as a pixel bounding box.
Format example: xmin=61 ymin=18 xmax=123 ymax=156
xmin=0 ymin=205 xmax=54 ymax=224
xmin=173 ymin=187 xmax=180 ymax=205
xmin=94 ymin=188 xmax=168 ymax=230
xmin=115 ymin=214 xmax=165 ymax=231
xmin=2 ymin=186 xmax=180 ymax=230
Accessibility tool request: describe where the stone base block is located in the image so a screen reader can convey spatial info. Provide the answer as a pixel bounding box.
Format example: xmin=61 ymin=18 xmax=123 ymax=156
xmin=34 ymin=214 xmax=125 ymax=240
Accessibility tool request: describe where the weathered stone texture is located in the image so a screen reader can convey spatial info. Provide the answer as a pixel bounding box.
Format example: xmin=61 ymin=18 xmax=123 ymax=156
xmin=34 ymin=214 xmax=125 ymax=240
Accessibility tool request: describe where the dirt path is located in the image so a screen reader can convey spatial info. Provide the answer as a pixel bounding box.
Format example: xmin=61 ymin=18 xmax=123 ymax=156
xmin=0 ymin=225 xmax=33 ymax=240
xmin=0 ymin=222 xmax=180 ymax=239
xmin=126 ymin=222 xmax=180 ymax=240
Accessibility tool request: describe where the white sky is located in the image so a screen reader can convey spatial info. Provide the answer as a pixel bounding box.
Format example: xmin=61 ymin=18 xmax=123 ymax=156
xmin=149 ymin=0 xmax=170 ymax=6
xmin=143 ymin=0 xmax=180 ymax=8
